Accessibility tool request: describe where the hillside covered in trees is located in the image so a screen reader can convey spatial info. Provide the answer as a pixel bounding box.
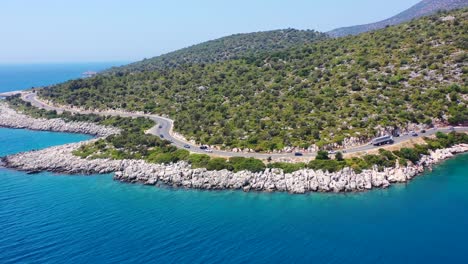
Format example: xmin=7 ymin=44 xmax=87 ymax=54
xmin=105 ymin=29 xmax=326 ymax=73
xmin=41 ymin=9 xmax=467 ymax=151
xmin=328 ymin=0 xmax=468 ymax=37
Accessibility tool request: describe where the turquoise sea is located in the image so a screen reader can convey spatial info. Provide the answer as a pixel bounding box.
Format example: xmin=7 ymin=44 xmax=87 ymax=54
xmin=0 ymin=65 xmax=468 ymax=263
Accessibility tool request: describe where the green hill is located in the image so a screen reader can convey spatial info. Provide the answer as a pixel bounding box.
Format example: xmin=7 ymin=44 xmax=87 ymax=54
xmin=106 ymin=29 xmax=326 ymax=73
xmin=41 ymin=9 xmax=467 ymax=151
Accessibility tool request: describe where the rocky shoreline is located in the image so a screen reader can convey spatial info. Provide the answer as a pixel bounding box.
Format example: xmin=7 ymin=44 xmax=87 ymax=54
xmin=0 ymin=102 xmax=120 ymax=137
xmin=2 ymin=140 xmax=467 ymax=193
xmin=2 ymin=100 xmax=467 ymax=194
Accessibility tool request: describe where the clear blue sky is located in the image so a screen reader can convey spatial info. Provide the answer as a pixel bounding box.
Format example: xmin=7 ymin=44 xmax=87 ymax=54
xmin=0 ymin=0 xmax=420 ymax=63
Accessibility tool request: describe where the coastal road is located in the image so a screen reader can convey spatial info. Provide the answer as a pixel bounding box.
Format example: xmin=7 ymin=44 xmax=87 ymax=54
xmin=17 ymin=92 xmax=468 ymax=160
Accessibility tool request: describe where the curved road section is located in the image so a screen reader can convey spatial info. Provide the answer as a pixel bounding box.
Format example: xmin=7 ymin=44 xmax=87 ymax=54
xmin=16 ymin=92 xmax=468 ymax=159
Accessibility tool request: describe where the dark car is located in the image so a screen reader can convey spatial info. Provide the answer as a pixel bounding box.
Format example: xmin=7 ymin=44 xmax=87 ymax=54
xmin=200 ymin=145 xmax=208 ymax=150
xmin=184 ymin=144 xmax=191 ymax=149
xmin=159 ymin=125 xmax=163 ymax=129
xmin=411 ymin=131 xmax=418 ymax=137
xmin=159 ymin=134 xmax=164 ymax=138
xmin=421 ymin=129 xmax=426 ymax=134
xmin=294 ymin=152 xmax=303 ymax=156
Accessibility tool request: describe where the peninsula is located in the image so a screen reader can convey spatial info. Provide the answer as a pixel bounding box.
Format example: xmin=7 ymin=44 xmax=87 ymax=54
xmin=1 ymin=8 xmax=467 ymax=194
xmin=1 ymin=99 xmax=467 ymax=193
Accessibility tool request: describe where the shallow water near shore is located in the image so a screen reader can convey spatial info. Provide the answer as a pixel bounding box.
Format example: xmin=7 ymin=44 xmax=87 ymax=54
xmin=1 ymin=127 xmax=468 ymax=263
xmin=0 ymin=127 xmax=92 ymax=156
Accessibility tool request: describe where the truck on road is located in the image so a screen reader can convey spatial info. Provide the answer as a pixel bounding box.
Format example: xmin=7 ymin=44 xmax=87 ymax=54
xmin=372 ymin=135 xmax=394 ymax=146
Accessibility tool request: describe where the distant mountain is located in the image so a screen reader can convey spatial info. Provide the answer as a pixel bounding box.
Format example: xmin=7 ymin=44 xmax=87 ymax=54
xmin=328 ymin=0 xmax=468 ymax=37
xmin=106 ymin=29 xmax=326 ymax=74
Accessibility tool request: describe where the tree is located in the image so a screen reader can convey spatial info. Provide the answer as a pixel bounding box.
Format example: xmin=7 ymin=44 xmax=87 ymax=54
xmin=335 ymin=152 xmax=344 ymax=161
xmin=207 ymin=158 xmax=230 ymax=171
xmin=316 ymin=150 xmax=329 ymax=160
xmin=187 ymin=154 xmax=210 ymax=168
xmin=229 ymin=157 xmax=266 ymax=172
xmin=398 ymin=148 xmax=420 ymax=164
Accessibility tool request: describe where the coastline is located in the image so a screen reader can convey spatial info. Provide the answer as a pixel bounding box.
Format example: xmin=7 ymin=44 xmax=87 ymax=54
xmin=1 ymin=100 xmax=467 ymax=194
xmin=2 ymin=136 xmax=467 ymax=193
xmin=0 ymin=101 xmax=119 ymax=137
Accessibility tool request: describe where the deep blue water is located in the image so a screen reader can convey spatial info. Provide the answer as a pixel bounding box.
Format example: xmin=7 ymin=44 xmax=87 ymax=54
xmin=0 ymin=62 xmax=126 ymax=92
xmin=1 ymin=65 xmax=468 ymax=263
xmin=0 ymin=128 xmax=467 ymax=263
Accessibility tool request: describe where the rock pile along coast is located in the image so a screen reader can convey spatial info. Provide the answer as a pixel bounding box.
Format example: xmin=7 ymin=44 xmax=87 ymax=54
xmin=0 ymin=102 xmax=120 ymax=137
xmin=2 ymin=140 xmax=467 ymax=194
xmin=2 ymin=100 xmax=467 ymax=194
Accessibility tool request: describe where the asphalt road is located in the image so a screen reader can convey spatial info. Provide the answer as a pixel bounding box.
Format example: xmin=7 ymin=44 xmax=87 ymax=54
xmin=17 ymin=92 xmax=468 ymax=160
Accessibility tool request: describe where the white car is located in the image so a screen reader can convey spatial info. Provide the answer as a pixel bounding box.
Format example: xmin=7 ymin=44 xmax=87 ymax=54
xmin=205 ymin=149 xmax=213 ymax=153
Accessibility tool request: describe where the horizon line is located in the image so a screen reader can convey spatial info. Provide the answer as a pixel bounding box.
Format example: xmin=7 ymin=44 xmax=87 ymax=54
xmin=0 ymin=60 xmax=133 ymax=65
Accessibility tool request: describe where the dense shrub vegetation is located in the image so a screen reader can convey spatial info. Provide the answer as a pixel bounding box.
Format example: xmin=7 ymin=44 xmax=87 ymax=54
xmin=7 ymin=96 xmax=268 ymax=173
xmin=6 ymin=95 xmax=467 ymax=173
xmin=6 ymin=95 xmax=154 ymax=132
xmin=73 ymin=138 xmax=268 ymax=173
xmin=41 ymin=10 xmax=467 ymax=151
xmin=73 ymin=132 xmax=467 ymax=173
xmin=106 ymin=29 xmax=326 ymax=73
